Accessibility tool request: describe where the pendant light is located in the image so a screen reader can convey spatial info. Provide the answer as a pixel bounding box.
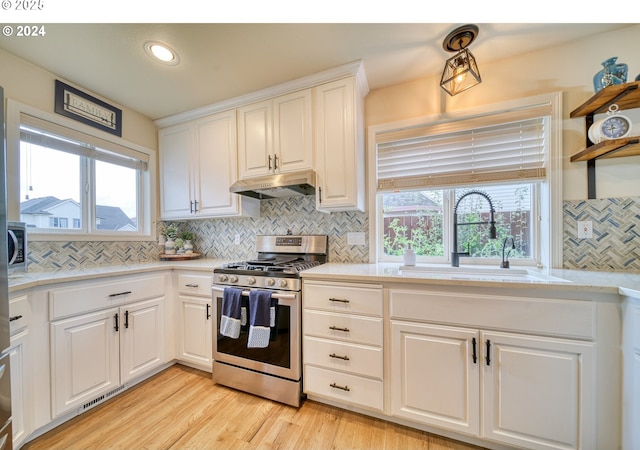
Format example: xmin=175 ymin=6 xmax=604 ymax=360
xmin=440 ymin=24 xmax=481 ymax=96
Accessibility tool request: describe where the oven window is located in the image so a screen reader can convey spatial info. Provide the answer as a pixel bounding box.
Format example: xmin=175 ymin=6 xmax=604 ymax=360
xmin=215 ymin=298 xmax=291 ymax=369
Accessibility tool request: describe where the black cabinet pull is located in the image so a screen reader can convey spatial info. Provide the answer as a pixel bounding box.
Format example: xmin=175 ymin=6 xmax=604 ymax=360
xmin=185 ymin=283 xmax=199 ymax=288
xmin=330 ymin=383 xmax=350 ymax=392
xmin=318 ymin=186 xmax=323 ymax=204
xmin=190 ymin=200 xmax=194 ymax=214
xmin=194 ymin=200 xmax=199 ymax=213
xmin=485 ymin=340 xmax=491 ymax=366
xmin=9 ymin=315 xmax=23 ymax=322
xmin=114 ymin=313 xmax=119 ymax=332
xmin=472 ymin=337 xmax=477 ymax=364
xmin=124 ymin=310 xmax=129 ymax=329
xmin=206 ymin=304 xmax=211 ymax=320
xmin=329 ymin=326 xmax=350 ymax=333
xmin=268 ymin=155 xmax=272 ymax=170
xmin=329 ymin=297 xmax=349 ymax=304
xmin=329 ymin=353 xmax=350 ymax=361
xmin=273 ymin=154 xmax=279 ymax=170
xmin=109 ymin=291 xmax=131 ymax=298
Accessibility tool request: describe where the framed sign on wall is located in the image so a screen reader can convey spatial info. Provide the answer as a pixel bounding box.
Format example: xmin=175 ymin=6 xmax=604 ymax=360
xmin=54 ymin=80 xmax=122 ymax=136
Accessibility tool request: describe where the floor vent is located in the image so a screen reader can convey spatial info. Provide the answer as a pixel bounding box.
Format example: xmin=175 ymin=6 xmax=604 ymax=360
xmin=80 ymin=385 xmax=126 ymax=412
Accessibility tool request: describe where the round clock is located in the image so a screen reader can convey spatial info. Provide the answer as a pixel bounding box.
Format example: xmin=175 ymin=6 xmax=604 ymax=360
xmin=588 ymin=104 xmax=633 ymax=144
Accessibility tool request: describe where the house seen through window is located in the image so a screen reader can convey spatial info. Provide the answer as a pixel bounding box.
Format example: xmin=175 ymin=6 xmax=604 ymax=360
xmin=19 ymin=113 xmax=149 ymax=236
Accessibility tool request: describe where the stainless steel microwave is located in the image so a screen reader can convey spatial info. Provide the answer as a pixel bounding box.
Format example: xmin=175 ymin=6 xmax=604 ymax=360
xmin=8 ymin=221 xmax=27 ymax=272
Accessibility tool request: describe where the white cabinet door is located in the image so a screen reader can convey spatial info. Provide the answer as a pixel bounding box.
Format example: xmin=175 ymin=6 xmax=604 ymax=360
xmin=178 ymin=295 xmax=212 ymax=369
xmin=10 ymin=330 xmax=29 ymax=449
xmin=390 ymin=321 xmax=480 ymax=435
xmin=194 ymin=110 xmax=246 ymax=217
xmin=314 ymin=77 xmax=365 ymax=212
xmin=273 ymin=90 xmax=313 ymax=174
xmin=159 ymin=122 xmax=195 ymax=219
xmin=159 ymin=113 xmax=258 ymax=219
xmin=50 ymin=307 xmax=120 ymax=417
xmin=120 ymin=298 xmax=165 ymax=384
xmin=481 ymin=331 xmax=595 ymax=450
xmin=238 ymin=100 xmax=273 ymax=179
xmin=238 ymin=91 xmax=313 ymax=180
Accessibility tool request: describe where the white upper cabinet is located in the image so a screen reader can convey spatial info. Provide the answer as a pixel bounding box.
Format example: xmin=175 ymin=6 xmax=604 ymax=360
xmin=238 ymin=89 xmax=313 ymax=179
xmin=314 ymin=73 xmax=368 ymax=212
xmin=159 ymin=110 xmax=259 ymax=220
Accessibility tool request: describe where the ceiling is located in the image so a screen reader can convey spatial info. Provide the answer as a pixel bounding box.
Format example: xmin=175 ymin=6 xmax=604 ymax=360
xmin=0 ymin=23 xmax=633 ymax=121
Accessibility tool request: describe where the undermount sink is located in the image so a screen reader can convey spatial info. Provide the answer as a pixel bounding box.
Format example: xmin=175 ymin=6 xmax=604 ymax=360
xmin=399 ymin=265 xmax=571 ymax=283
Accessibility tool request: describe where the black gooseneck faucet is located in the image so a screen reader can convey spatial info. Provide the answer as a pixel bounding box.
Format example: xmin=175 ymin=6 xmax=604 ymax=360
xmin=451 ymin=190 xmax=497 ymax=267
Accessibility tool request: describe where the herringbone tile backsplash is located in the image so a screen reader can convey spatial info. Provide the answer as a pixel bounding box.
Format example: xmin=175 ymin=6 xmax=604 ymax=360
xmin=26 ymin=196 xmax=640 ymax=273
xmin=27 ymin=196 xmax=369 ymax=271
xmin=563 ymin=197 xmax=640 ymax=272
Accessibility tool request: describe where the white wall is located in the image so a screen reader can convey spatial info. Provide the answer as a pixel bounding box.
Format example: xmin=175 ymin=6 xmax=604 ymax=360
xmin=365 ymin=25 xmax=640 ymax=201
xmin=0 ymin=48 xmax=159 ymax=221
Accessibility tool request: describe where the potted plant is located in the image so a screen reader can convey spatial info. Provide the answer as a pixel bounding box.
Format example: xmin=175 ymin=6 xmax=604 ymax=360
xmin=180 ymin=231 xmax=194 ymax=254
xmin=163 ymin=224 xmax=179 ymax=255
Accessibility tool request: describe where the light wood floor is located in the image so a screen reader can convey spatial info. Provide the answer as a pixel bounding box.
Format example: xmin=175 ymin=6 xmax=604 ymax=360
xmin=23 ymin=364 xmax=487 ymax=450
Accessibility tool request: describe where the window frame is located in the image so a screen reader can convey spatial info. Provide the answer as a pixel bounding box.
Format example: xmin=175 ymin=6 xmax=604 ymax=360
xmin=376 ymin=182 xmax=541 ymax=266
xmin=367 ymin=92 xmax=563 ymax=269
xmin=7 ymin=99 xmax=157 ymax=242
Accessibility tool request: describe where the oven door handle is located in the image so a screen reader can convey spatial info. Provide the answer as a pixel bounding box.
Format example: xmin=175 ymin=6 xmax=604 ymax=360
xmin=211 ymin=286 xmax=297 ymax=300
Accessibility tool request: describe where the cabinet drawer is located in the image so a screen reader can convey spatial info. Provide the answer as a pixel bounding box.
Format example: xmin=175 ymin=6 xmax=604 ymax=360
xmin=49 ymin=274 xmax=167 ymax=320
xmin=303 ymin=336 xmax=382 ymax=379
xmin=390 ymin=289 xmax=596 ymax=340
xmin=9 ymin=295 xmax=28 ymax=335
xmin=303 ymin=281 xmax=383 ymax=316
xmin=303 ymin=309 xmax=382 ymax=346
xmin=177 ymin=273 xmax=213 ymax=297
xmin=304 ymin=365 xmax=383 ymax=411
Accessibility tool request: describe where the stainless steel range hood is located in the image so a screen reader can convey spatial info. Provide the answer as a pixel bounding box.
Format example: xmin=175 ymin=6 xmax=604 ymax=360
xmin=230 ymin=170 xmax=316 ymax=200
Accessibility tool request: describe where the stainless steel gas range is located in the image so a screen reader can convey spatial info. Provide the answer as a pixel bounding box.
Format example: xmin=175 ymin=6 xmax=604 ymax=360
xmin=211 ymin=235 xmax=328 ymax=407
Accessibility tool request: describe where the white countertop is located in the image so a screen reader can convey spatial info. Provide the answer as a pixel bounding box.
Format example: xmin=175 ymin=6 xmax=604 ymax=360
xmin=9 ymin=260 xmax=640 ymax=300
xmin=300 ymin=263 xmax=640 ymax=298
xmin=8 ymin=258 xmax=228 ymax=292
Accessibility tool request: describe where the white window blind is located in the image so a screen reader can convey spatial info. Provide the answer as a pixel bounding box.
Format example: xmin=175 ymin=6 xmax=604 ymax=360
xmin=377 ymin=108 xmax=549 ymax=191
xmin=20 ymin=113 xmax=148 ymax=171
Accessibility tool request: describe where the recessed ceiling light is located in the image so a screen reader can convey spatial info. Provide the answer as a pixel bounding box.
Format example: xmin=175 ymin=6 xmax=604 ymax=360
xmin=144 ymin=41 xmax=180 ymax=65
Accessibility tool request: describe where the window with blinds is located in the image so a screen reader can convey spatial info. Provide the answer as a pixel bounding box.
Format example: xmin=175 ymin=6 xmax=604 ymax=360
xmin=375 ymin=103 xmax=552 ymax=265
xmin=377 ymin=110 xmax=549 ymax=191
xmin=19 ymin=113 xmax=150 ymax=236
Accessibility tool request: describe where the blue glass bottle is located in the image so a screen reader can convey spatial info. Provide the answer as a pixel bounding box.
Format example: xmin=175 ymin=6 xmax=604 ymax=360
xmin=593 ymin=57 xmax=628 ymax=93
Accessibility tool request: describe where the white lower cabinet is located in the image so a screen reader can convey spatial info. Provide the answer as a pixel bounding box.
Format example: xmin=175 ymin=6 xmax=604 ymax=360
xmin=51 ymin=298 xmax=165 ymax=417
xmin=49 ymin=275 xmax=167 ymax=418
xmin=390 ymin=289 xmax=596 ymax=450
xmin=10 ymin=329 xmax=29 ymax=449
xmin=302 ymin=281 xmax=383 ymax=411
xmin=176 ymin=273 xmax=213 ymax=371
xmin=623 ymin=296 xmax=640 ymax=450
xmin=51 ymin=308 xmax=120 ymax=416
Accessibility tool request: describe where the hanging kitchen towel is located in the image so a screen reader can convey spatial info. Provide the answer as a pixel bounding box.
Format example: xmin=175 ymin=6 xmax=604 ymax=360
xmin=220 ymin=287 xmax=243 ymax=339
xmin=247 ymin=290 xmax=277 ymax=348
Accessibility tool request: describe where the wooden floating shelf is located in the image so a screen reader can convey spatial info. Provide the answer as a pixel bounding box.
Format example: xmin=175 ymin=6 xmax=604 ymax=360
xmin=569 ymin=81 xmax=640 ymax=199
xmin=570 ymin=81 xmax=640 ymax=118
xmin=570 ymin=137 xmax=640 ymax=162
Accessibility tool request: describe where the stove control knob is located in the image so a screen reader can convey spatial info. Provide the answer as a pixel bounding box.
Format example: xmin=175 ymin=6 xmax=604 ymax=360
xmin=266 ymin=278 xmax=275 ymax=287
xmin=246 ymin=276 xmax=256 ymax=285
xmin=229 ymin=275 xmax=238 ymax=283
xmin=277 ymin=279 xmax=288 ymax=288
xmin=218 ymin=274 xmax=228 ymax=282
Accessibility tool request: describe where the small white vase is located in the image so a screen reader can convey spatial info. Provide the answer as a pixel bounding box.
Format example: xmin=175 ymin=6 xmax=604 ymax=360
xmin=183 ymin=240 xmax=194 ymax=254
xmin=403 ymin=248 xmax=416 ymax=266
xmin=164 ymin=239 xmax=176 ymax=255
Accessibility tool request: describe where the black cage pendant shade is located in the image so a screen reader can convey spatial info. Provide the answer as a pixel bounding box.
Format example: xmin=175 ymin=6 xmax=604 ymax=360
xmin=440 ymin=24 xmax=482 ymax=96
